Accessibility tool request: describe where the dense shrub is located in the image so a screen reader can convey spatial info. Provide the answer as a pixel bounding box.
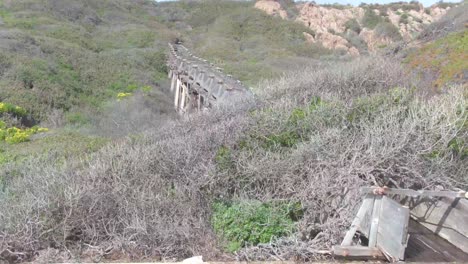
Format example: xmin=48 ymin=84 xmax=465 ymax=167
xmin=388 ymin=1 xmax=422 ymax=12
xmin=399 ymin=13 xmax=409 ymax=24
xmin=0 ymin=102 xmax=27 ymax=117
xmin=0 ymin=126 xmax=48 ymax=144
xmin=212 ymin=201 xmax=297 ymax=252
xmin=361 ymin=8 xmax=383 ymax=29
xmin=344 ymin=18 xmax=361 ymax=34
xmin=375 ymin=22 xmax=403 ymax=41
xmin=418 ymin=2 xmax=467 ymax=41
xmin=343 ymin=31 xmax=368 ymax=52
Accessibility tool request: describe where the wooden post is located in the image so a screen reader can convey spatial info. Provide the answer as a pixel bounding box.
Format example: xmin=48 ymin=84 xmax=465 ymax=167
xmin=174 ymin=78 xmax=180 ymax=109
xmin=180 ymin=82 xmax=186 ymax=111
xmin=170 ymin=74 xmax=176 ymax=93
xmin=198 ymin=94 xmax=201 ymax=111
xmin=185 ymin=83 xmax=190 ymax=112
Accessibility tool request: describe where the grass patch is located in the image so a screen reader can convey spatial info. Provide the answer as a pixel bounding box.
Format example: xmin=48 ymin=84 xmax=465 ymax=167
xmin=212 ymin=200 xmax=298 ymax=252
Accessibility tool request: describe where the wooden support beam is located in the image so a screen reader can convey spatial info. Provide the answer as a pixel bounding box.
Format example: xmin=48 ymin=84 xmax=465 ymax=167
xmin=341 ymin=194 xmax=375 ymax=246
xmin=361 ymin=187 xmax=467 ymax=199
xmin=184 ymin=83 xmax=190 ymax=112
xmin=180 ymin=82 xmax=186 ymax=111
xmin=368 ymin=196 xmax=382 ymax=247
xmin=174 ymin=78 xmax=180 ymax=109
xmin=170 ymin=74 xmax=176 ymax=93
xmin=198 ymin=94 xmax=201 ymax=111
xmin=332 ymin=246 xmax=385 ymax=260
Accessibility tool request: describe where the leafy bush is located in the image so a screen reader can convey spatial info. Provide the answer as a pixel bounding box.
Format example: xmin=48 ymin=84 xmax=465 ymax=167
xmin=362 ymin=8 xmax=383 ymax=29
xmin=375 ymin=22 xmax=403 ymax=41
xmin=117 ymin=92 xmax=132 ymax=101
xmin=399 ymin=13 xmax=409 ymax=24
xmin=344 ymin=18 xmax=361 ymax=34
xmin=0 ymin=102 xmax=27 ymax=117
xmin=343 ymin=31 xmax=368 ymax=51
xmin=215 ymin=145 xmax=233 ymax=171
xmin=212 ymin=201 xmax=297 ymax=252
xmin=388 ymin=1 xmax=422 ymax=11
xmin=0 ymin=126 xmax=48 ymax=144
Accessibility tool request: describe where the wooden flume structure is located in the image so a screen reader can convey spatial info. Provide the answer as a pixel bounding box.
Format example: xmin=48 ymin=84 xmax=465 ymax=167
xmin=167 ymin=43 xmax=252 ymax=114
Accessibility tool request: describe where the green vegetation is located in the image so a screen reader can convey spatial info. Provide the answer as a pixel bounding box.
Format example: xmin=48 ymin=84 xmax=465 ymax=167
xmin=362 ymin=8 xmax=384 ymax=29
xmin=1 ymin=53 xmax=466 ymax=262
xmin=277 ymin=0 xmax=299 ymax=19
xmin=0 ymin=126 xmax=48 ymax=144
xmin=375 ymin=22 xmax=403 ymax=41
xmin=0 ymin=0 xmax=176 ymax=166
xmin=399 ymin=13 xmax=409 ymax=24
xmin=0 ymin=0 xmax=466 ymax=262
xmin=0 ymin=131 xmax=107 ymax=165
xmin=212 ymin=201 xmax=297 ymax=252
xmin=344 ymin=18 xmax=361 ymax=34
xmin=388 ymin=1 xmax=422 ymax=11
xmin=0 ymin=0 xmax=174 ymax=123
xmin=406 ymin=30 xmax=468 ymax=88
xmin=0 ymin=102 xmax=27 ymax=117
xmin=434 ymin=1 xmax=458 ymax=9
xmin=321 ymin=3 xmax=351 ymax=10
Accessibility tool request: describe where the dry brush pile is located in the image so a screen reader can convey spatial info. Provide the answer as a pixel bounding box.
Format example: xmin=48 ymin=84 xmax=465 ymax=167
xmin=0 ymin=57 xmax=466 ymax=262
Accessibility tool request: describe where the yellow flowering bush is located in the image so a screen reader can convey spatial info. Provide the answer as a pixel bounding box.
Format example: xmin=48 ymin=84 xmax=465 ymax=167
xmin=117 ymin=92 xmax=132 ymax=101
xmin=0 ymin=102 xmax=27 ymax=117
xmin=0 ymin=125 xmax=49 ymax=144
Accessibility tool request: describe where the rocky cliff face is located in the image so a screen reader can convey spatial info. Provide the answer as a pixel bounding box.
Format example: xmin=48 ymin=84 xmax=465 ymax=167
xmin=255 ymin=0 xmax=288 ymax=19
xmin=254 ymin=0 xmax=451 ymax=55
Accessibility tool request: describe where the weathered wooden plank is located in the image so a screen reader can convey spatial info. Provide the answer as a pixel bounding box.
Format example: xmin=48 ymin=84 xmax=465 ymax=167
xmin=368 ymin=196 xmax=382 ymax=248
xmin=361 ymin=187 xmax=467 ymax=198
xmin=406 ymin=219 xmax=468 ymax=262
xmin=174 ymin=79 xmax=181 ymax=109
xmin=180 ymin=83 xmax=187 ymax=111
xmin=341 ymin=194 xmax=375 ymax=246
xmin=410 ymin=197 xmax=468 ymax=253
xmin=332 ymin=246 xmax=385 ymax=259
xmin=377 ymin=196 xmax=410 ymax=261
xmin=170 ymin=74 xmax=176 ymax=92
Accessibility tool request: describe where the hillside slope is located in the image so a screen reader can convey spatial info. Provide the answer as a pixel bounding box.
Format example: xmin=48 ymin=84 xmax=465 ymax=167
xmin=255 ymin=0 xmax=456 ymax=54
xmin=0 ymin=1 xmax=466 ymax=263
xmin=404 ymin=3 xmax=467 ymax=89
xmin=0 ymin=0 xmax=178 ymax=165
xmin=154 ymin=0 xmax=337 ymax=86
xmin=0 ymin=0 xmax=175 ymax=123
